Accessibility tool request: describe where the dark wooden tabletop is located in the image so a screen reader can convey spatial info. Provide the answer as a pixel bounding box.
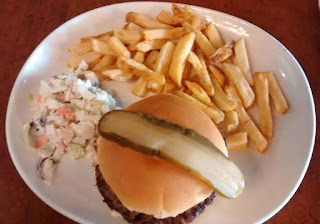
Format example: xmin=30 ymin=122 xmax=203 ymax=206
xmin=1 ymin=0 xmax=319 ymax=223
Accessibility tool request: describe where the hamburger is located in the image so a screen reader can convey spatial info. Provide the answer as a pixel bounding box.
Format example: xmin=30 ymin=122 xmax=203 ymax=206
xmin=96 ymin=94 xmax=244 ymax=223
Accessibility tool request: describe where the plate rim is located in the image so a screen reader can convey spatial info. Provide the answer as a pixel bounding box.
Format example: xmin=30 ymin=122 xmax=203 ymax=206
xmin=5 ymin=2 xmax=316 ymax=224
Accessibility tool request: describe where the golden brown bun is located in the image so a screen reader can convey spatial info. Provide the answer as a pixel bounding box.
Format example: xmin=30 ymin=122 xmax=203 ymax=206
xmin=97 ymin=94 xmax=227 ymax=218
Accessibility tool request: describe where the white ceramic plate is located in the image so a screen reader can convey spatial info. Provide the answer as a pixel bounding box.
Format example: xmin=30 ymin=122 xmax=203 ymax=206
xmin=6 ymin=2 xmax=316 ymax=224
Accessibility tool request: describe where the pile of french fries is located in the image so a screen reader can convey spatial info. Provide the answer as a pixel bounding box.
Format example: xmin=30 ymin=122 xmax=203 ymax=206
xmin=66 ymin=3 xmax=289 ymax=153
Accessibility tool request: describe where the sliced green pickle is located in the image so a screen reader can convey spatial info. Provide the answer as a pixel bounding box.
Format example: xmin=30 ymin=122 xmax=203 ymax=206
xmin=98 ymin=110 xmax=244 ymax=198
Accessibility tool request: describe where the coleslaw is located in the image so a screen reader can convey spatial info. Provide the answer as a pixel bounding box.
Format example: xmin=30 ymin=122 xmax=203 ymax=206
xmin=23 ymin=61 xmax=120 ymax=185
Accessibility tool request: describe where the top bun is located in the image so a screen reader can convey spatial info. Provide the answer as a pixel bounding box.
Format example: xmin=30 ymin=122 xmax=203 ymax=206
xmin=97 ymin=94 xmax=227 ymax=218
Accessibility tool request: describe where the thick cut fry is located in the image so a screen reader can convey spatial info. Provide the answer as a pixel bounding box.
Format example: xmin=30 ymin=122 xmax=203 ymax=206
xmin=222 ymin=63 xmax=255 ymax=108
xmin=225 ymin=111 xmax=239 ymax=133
xmin=147 ymin=81 xmax=163 ymax=93
xmin=142 ymin=27 xmax=185 ymax=40
xmin=233 ymin=38 xmax=253 ymax=85
xmin=92 ymin=55 xmax=116 ymax=71
xmin=187 ymin=51 xmax=202 ymax=70
xmin=172 ymin=4 xmax=206 ymax=30
xmin=126 ymin=12 xmax=173 ymax=29
xmin=80 ymin=33 xmax=110 ymax=43
xmin=181 ymin=22 xmax=215 ymax=58
xmin=169 ymin=32 xmax=195 ymax=88
xmin=68 ymin=42 xmax=92 ymax=56
xmin=162 ymin=79 xmax=176 ymax=93
xmin=204 ymin=22 xmax=224 ymax=48
xmin=154 ymin=41 xmax=176 ymax=77
xmin=132 ymin=77 xmax=148 ymax=97
xmin=211 ymin=78 xmax=237 ymax=111
xmin=107 ymin=36 xmax=131 ymax=58
xmin=67 ymin=52 xmax=103 ymax=69
xmin=91 ymin=38 xmax=116 ymax=56
xmin=102 ymin=69 xmax=133 ymax=81
xmin=197 ymin=54 xmax=215 ymax=96
xmin=156 ymin=10 xmax=181 ymax=26
xmin=113 ymin=29 xmax=142 ymax=45
xmin=124 ymin=23 xmax=145 ymax=31
xmin=174 ymin=90 xmax=224 ymax=124
xmin=226 ymin=132 xmax=248 ymax=151
xmin=243 ymin=120 xmax=268 ymax=153
xmin=210 ymin=41 xmax=234 ymax=63
xmin=254 ymin=73 xmax=273 ymax=138
xmin=225 ymin=86 xmax=268 ymax=152
xmin=195 ymin=32 xmax=216 ymax=58
xmin=224 ymin=85 xmax=250 ymax=123
xmin=185 ymin=81 xmax=211 ymax=106
xmin=144 ymin=50 xmax=160 ymax=69
xmin=117 ymin=57 xmax=165 ymax=85
xmin=209 ymin=65 xmax=226 ymax=87
xmin=182 ymin=61 xmax=192 ymax=80
xmin=133 ymin=51 xmax=145 ymax=63
xmin=134 ymin=39 xmax=168 ymax=52
xmin=264 ymin=72 xmax=289 ymax=113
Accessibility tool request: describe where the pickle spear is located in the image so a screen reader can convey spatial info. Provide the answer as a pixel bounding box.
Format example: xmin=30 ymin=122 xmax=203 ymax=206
xmin=98 ymin=110 xmax=245 ymax=198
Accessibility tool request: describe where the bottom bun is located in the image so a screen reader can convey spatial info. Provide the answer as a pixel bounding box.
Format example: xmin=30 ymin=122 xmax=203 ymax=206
xmin=98 ymin=94 xmax=226 ymax=218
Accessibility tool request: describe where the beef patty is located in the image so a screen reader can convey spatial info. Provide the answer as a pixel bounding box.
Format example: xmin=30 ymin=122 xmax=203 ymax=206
xmin=95 ymin=166 xmax=215 ymax=224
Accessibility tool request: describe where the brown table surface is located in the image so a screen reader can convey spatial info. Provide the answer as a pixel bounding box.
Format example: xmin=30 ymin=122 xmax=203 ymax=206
xmin=1 ymin=0 xmax=319 ymax=223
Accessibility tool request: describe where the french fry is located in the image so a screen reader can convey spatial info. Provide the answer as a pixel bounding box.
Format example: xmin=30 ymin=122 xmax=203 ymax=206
xmin=102 ymin=69 xmax=133 ymax=81
xmin=254 ymin=72 xmax=273 ymax=138
xmin=162 ymin=79 xmax=176 ymax=93
xmin=184 ymin=5 xmax=195 ymax=14
xmin=209 ymin=65 xmax=226 ymax=87
xmin=181 ymin=22 xmax=214 ymax=58
xmin=117 ymin=57 xmax=165 ymax=85
xmin=224 ymin=85 xmax=268 ymax=152
xmin=210 ymin=41 xmax=234 ymax=63
xmin=154 ymin=41 xmax=176 ymax=77
xmin=124 ymin=23 xmax=145 ymax=31
xmin=172 ymin=4 xmax=206 ymax=30
xmin=144 ymin=50 xmax=160 ymax=69
xmin=98 ymin=34 xmax=112 ymax=42
xmin=107 ymin=36 xmax=131 ymax=58
xmin=174 ymin=90 xmax=224 ymax=124
xmin=169 ymin=32 xmax=195 ymax=88
xmin=133 ymin=51 xmax=145 ymax=63
xmin=243 ymin=120 xmax=268 ymax=153
xmin=224 ymin=85 xmax=250 ymax=123
xmin=113 ymin=29 xmax=142 ymax=45
xmin=126 ymin=12 xmax=173 ymax=29
xmin=80 ymin=32 xmax=110 ymax=43
xmin=67 ymin=52 xmax=103 ymax=69
xmin=91 ymin=38 xmax=117 ymax=56
xmin=68 ymin=42 xmax=92 ymax=56
xmin=211 ymin=78 xmax=237 ymax=111
xmin=147 ymin=81 xmax=163 ymax=93
xmin=222 ymin=63 xmax=255 ymax=108
xmin=182 ymin=61 xmax=192 ymax=80
xmin=156 ymin=10 xmax=181 ymax=26
xmin=264 ymin=72 xmax=289 ymax=113
xmin=226 ymin=132 xmax=248 ymax=151
xmin=185 ymin=80 xmax=211 ymax=106
xmin=142 ymin=27 xmax=185 ymax=40
xmin=197 ymin=54 xmax=215 ymax=96
xmin=135 ymin=39 xmax=168 ymax=52
xmin=187 ymin=66 xmax=198 ymax=81
xmin=233 ymin=38 xmax=254 ymax=85
xmin=204 ymin=22 xmax=224 ymax=48
xmin=132 ymin=77 xmax=148 ymax=97
xmin=224 ymin=111 xmax=239 ymax=133
xmin=94 ymin=64 xmax=118 ymax=79
xmin=92 ymin=55 xmax=116 ymax=71
xmin=187 ymin=51 xmax=202 ymax=70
